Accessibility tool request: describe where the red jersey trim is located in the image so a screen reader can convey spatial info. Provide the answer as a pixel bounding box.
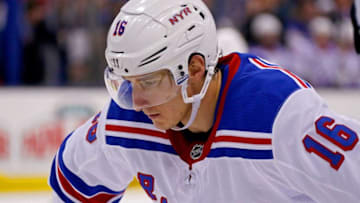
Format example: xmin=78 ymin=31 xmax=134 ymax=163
xmin=57 ymin=161 xmax=122 ymax=202
xmin=202 ymin=53 xmax=242 ymax=160
xmin=251 ymin=58 xmax=308 ymax=89
xmin=214 ymin=136 xmax=272 ymax=145
xmin=106 ymin=125 xmax=168 ymax=139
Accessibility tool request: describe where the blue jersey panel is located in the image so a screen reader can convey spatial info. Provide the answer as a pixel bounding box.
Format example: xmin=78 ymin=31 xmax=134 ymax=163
xmin=217 ymin=53 xmax=301 ymax=133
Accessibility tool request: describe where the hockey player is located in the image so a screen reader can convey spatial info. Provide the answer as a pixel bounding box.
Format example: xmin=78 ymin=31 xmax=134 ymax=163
xmin=352 ymin=0 xmax=360 ymax=53
xmin=49 ymin=0 xmax=360 ymax=202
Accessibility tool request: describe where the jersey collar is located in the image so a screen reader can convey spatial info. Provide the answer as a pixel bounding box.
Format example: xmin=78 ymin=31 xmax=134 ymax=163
xmin=167 ymin=53 xmax=242 ymax=168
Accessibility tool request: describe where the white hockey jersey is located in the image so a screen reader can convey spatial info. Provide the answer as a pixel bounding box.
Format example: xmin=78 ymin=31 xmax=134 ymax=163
xmin=49 ymin=53 xmax=360 ymax=203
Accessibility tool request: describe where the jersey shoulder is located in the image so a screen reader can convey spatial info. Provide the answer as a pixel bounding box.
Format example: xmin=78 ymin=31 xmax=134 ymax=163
xmin=218 ymin=53 xmax=311 ymax=133
xmin=49 ymin=108 xmax=130 ymax=202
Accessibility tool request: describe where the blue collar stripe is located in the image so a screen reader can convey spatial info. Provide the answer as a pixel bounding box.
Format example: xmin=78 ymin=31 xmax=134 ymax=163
xmin=208 ymin=148 xmax=273 ymax=159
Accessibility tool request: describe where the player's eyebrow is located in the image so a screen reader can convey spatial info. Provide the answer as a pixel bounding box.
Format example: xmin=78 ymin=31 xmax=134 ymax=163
xmin=124 ymin=70 xmax=168 ymax=81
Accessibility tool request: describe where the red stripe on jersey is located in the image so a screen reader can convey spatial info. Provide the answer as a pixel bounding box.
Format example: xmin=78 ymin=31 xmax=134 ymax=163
xmin=57 ymin=164 xmax=121 ymax=202
xmin=252 ymin=58 xmax=308 ymax=88
xmin=106 ymin=125 xmax=168 ymax=139
xmin=214 ymin=136 xmax=272 ymax=145
xmin=252 ymin=58 xmax=278 ymax=69
xmin=212 ymin=54 xmax=241 ymax=131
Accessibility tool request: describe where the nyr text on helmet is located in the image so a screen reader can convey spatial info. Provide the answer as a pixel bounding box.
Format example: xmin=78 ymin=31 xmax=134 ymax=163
xmin=169 ymin=7 xmax=192 ymax=26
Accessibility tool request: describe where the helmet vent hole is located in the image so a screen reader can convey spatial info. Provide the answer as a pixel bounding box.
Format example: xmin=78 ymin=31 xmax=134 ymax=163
xmin=111 ymin=51 xmax=124 ymax=54
xmin=125 ymin=68 xmax=129 ymax=73
xmin=178 ymin=65 xmax=183 ymax=70
xmin=199 ymin=12 xmax=205 ymax=20
xmin=181 ymin=4 xmax=187 ymax=7
xmin=141 ymin=47 xmax=167 ymax=63
xmin=138 ymin=56 xmax=161 ymax=67
xmin=194 ymin=6 xmax=198 ymax=11
xmin=164 ymin=35 xmax=168 ymax=38
xmin=139 ymin=47 xmax=167 ymax=67
xmin=188 ymin=25 xmax=195 ymax=31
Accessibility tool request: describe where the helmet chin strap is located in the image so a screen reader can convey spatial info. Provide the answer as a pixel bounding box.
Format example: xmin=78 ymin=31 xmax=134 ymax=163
xmin=171 ymin=65 xmax=215 ymax=131
xmin=171 ymin=96 xmax=201 ymax=131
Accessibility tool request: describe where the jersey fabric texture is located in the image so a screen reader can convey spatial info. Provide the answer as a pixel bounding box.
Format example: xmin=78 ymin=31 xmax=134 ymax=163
xmin=49 ymin=53 xmax=360 ymax=203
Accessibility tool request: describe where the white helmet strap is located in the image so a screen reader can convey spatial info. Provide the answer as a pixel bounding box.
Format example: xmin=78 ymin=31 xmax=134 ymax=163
xmin=171 ymin=65 xmax=215 ymax=131
xmin=172 ymin=100 xmax=201 ymax=131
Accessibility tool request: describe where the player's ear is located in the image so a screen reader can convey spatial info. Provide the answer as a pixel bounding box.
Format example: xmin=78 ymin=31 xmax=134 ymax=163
xmin=188 ymin=54 xmax=206 ymax=82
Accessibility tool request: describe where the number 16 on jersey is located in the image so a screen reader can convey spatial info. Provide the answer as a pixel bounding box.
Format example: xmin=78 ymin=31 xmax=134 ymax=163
xmin=303 ymin=116 xmax=359 ymax=170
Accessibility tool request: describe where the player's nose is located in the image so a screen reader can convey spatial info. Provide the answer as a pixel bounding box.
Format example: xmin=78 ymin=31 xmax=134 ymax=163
xmin=132 ymin=88 xmax=149 ymax=112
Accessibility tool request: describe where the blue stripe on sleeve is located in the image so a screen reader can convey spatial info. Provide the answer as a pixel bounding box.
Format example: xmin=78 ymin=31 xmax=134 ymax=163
xmin=58 ymin=133 xmax=125 ymax=197
xmin=49 ymin=156 xmax=74 ymax=203
xmin=106 ymin=136 xmax=177 ymax=155
xmin=208 ymin=148 xmax=273 ymax=159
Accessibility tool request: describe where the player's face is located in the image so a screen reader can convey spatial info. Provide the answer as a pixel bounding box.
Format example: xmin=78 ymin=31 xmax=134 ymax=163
xmin=113 ymin=69 xmax=180 ymax=110
xmin=123 ymin=70 xmax=189 ymax=130
xmin=140 ymin=89 xmax=191 ymax=130
xmin=129 ymin=55 xmax=205 ymax=130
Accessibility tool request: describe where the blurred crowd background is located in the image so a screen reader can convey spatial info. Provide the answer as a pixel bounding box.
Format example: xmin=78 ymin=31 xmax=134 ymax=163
xmin=0 ymin=0 xmax=359 ymax=87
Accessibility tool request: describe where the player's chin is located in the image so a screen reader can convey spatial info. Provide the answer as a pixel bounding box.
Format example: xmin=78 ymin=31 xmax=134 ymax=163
xmin=152 ymin=120 xmax=173 ymax=131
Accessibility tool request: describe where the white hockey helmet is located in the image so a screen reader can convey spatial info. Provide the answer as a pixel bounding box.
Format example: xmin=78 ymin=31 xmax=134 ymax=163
xmin=104 ymin=0 xmax=219 ymax=129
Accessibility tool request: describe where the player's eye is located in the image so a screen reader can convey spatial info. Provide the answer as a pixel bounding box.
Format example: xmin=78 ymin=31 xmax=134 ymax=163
xmin=139 ymin=78 xmax=161 ymax=89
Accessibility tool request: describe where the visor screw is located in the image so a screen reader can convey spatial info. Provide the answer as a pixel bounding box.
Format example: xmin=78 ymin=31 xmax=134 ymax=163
xmin=124 ymin=68 xmax=129 ymax=73
xmin=178 ymin=65 xmax=183 ymax=70
xmin=180 ymin=71 xmax=185 ymax=76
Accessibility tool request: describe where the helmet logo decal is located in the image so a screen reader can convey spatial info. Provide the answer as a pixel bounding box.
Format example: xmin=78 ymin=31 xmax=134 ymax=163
xmin=113 ymin=20 xmax=128 ymax=36
xmin=169 ymin=7 xmax=192 ymax=26
xmin=176 ymin=74 xmax=189 ymax=85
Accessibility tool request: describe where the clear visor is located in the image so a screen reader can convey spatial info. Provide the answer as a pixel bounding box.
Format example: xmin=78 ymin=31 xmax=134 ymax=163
xmin=104 ymin=67 xmax=180 ymax=110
